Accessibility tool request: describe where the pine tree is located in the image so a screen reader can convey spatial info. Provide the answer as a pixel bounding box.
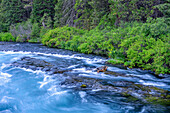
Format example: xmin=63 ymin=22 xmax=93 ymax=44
xmin=54 ymin=0 xmax=63 ymax=28
xmin=0 ymin=0 xmax=26 ymax=31
xmin=31 ymin=0 xmax=56 ymax=25
xmin=41 ymin=13 xmax=53 ymax=29
xmin=156 ymin=0 xmax=170 ymax=25
xmin=75 ymin=0 xmax=109 ymax=29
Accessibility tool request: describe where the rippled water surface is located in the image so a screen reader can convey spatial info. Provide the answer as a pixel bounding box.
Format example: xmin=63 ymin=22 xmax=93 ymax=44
xmin=0 ymin=43 xmax=169 ymax=113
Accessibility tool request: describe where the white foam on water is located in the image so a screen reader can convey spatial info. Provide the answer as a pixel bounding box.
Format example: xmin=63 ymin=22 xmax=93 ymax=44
xmin=50 ymin=90 xmax=68 ymax=96
xmin=78 ymin=72 xmax=114 ymax=80
xmin=38 ymin=75 xmax=55 ymax=89
xmin=47 ymin=84 xmax=69 ymax=97
xmin=79 ymin=91 xmax=87 ymax=102
xmin=0 ymin=63 xmax=10 ymax=70
xmin=85 ymin=58 xmax=106 ymax=64
xmin=73 ymin=68 xmax=87 ymax=72
xmin=92 ymin=89 xmax=102 ymax=92
xmin=0 ymin=72 xmax=13 ymax=78
xmin=139 ymin=80 xmax=166 ymax=87
xmin=79 ymin=91 xmax=86 ymax=98
xmin=0 ymin=110 xmax=13 ymax=113
xmin=126 ymin=73 xmax=155 ymax=80
xmin=139 ymin=106 xmax=146 ymax=113
xmin=1 ymin=51 xmax=32 ymax=55
xmin=1 ymin=51 xmax=105 ymax=64
xmin=0 ymin=96 xmax=15 ymax=103
xmin=0 ymin=64 xmax=13 ymax=83
xmin=21 ymin=67 xmax=45 ymax=75
xmin=10 ymin=56 xmax=23 ymax=62
xmin=72 ymin=67 xmax=97 ymax=75
xmin=61 ymin=85 xmax=76 ymax=88
xmin=47 ymin=85 xmax=57 ymax=92
xmin=67 ymin=64 xmax=79 ymax=69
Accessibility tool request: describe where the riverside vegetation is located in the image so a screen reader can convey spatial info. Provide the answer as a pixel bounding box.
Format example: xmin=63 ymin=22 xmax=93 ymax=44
xmin=1 ymin=18 xmax=169 ymax=75
xmin=0 ymin=0 xmax=170 ymax=75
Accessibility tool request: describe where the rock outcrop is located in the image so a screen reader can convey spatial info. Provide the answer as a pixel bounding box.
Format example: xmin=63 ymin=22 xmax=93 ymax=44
xmin=11 ymin=56 xmax=170 ymax=106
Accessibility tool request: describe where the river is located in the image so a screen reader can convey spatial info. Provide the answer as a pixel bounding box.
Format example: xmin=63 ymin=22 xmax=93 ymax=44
xmin=0 ymin=42 xmax=169 ymax=113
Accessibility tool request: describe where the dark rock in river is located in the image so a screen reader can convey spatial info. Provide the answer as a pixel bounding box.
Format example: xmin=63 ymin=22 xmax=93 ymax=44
xmin=61 ymin=72 xmax=170 ymax=106
xmin=11 ymin=56 xmax=68 ymax=74
xmin=10 ymin=56 xmax=170 ymax=106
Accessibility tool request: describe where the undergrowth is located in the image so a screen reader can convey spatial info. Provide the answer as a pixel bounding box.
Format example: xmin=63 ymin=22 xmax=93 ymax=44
xmin=0 ymin=32 xmax=15 ymax=42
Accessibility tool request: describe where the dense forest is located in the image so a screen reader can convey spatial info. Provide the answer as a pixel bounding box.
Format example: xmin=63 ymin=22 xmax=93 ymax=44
xmin=0 ymin=0 xmax=169 ymax=74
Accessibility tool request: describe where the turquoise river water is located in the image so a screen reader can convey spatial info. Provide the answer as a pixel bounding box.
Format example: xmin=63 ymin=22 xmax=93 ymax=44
xmin=0 ymin=43 xmax=169 ymax=113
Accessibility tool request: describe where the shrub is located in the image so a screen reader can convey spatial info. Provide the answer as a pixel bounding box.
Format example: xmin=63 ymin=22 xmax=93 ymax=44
xmin=10 ymin=20 xmax=32 ymax=42
xmin=0 ymin=32 xmax=15 ymax=42
xmin=30 ymin=23 xmax=40 ymax=42
xmin=119 ymin=18 xmax=170 ymax=74
xmin=141 ymin=18 xmax=170 ymax=38
xmin=16 ymin=35 xmax=27 ymax=42
xmin=41 ymin=26 xmax=87 ymax=48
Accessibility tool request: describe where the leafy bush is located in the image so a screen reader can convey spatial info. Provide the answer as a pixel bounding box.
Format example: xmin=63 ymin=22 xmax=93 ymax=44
xmin=41 ymin=26 xmax=86 ymax=48
xmin=16 ymin=35 xmax=27 ymax=42
xmin=30 ymin=23 xmax=40 ymax=42
xmin=0 ymin=32 xmax=15 ymax=42
xmin=141 ymin=18 xmax=170 ymax=38
xmin=10 ymin=20 xmax=32 ymax=42
xmin=120 ymin=18 xmax=170 ymax=74
xmin=40 ymin=27 xmax=49 ymax=39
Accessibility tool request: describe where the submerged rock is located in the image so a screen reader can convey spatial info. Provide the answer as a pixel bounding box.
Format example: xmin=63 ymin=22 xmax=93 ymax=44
xmin=61 ymin=72 xmax=170 ymax=106
xmin=11 ymin=56 xmax=69 ymax=74
xmin=10 ymin=56 xmax=170 ymax=106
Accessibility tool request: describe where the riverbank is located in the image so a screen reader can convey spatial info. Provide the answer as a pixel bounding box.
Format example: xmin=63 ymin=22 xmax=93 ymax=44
xmin=1 ymin=19 xmax=170 ymax=76
xmin=40 ymin=22 xmax=169 ymax=75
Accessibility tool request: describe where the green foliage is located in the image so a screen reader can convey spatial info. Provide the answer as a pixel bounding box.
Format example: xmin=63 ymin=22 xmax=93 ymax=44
xmin=40 ymin=27 xmax=49 ymax=39
xmin=30 ymin=23 xmax=40 ymax=42
xmin=141 ymin=18 xmax=170 ymax=38
xmin=0 ymin=0 xmax=26 ymax=31
xmin=31 ymin=0 xmax=56 ymax=24
xmin=120 ymin=18 xmax=170 ymax=74
xmin=10 ymin=20 xmax=32 ymax=42
xmin=54 ymin=0 xmax=63 ymax=28
xmin=0 ymin=32 xmax=15 ymax=42
xmin=0 ymin=0 xmax=169 ymax=75
xmin=107 ymin=59 xmax=124 ymax=65
xmin=108 ymin=0 xmax=164 ymax=23
xmin=41 ymin=13 xmax=53 ymax=29
xmin=42 ymin=16 xmax=170 ymax=74
xmin=75 ymin=0 xmax=109 ymax=30
xmin=156 ymin=0 xmax=170 ymax=20
xmin=16 ymin=35 xmax=27 ymax=42
xmin=42 ymin=26 xmax=86 ymax=48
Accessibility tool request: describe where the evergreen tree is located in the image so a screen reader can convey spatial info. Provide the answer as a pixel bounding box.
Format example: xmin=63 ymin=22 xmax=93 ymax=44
xmin=0 ymin=0 xmax=26 ymax=31
xmin=41 ymin=13 xmax=53 ymax=29
xmin=60 ymin=0 xmax=77 ymax=27
xmin=75 ymin=0 xmax=110 ymax=29
xmin=31 ymin=0 xmax=56 ymax=25
xmin=108 ymin=0 xmax=165 ymax=23
xmin=54 ymin=0 xmax=63 ymax=28
xmin=156 ymin=0 xmax=170 ymax=25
